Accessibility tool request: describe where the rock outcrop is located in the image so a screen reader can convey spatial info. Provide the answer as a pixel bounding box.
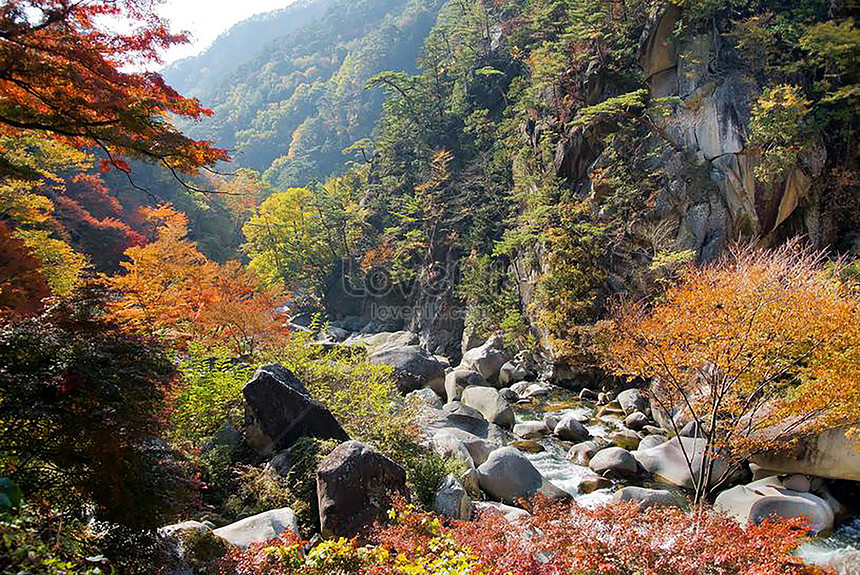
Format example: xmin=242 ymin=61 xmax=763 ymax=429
xmin=368 ymin=345 xmax=446 ymax=396
xmin=476 ymin=446 xmax=569 ymax=504
xmin=213 ymin=508 xmax=299 ymax=549
xmin=243 ymin=364 xmax=348 ymax=454
xmin=316 ymin=441 xmax=409 ymax=538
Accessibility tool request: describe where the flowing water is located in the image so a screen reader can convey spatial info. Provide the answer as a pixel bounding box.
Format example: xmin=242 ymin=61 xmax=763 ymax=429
xmin=510 ymin=388 xmax=860 ymax=574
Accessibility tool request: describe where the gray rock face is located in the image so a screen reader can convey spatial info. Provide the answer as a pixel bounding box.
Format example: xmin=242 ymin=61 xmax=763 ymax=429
xmin=715 ymin=477 xmax=834 ymax=534
xmin=614 ymin=486 xmax=684 ymax=509
xmin=459 ymin=336 xmax=510 ymax=383
xmin=431 ymin=431 xmax=476 ymax=467
xmin=589 ymin=447 xmax=638 ymax=478
xmin=477 ymin=447 xmax=569 ymax=504
xmin=514 ymin=420 xmax=549 ymax=439
xmin=243 ymin=364 xmax=348 ymax=454
xmin=213 ymin=508 xmax=299 ymax=549
xmin=460 ymin=387 xmax=515 ymax=428
xmin=434 ymin=474 xmax=472 ymax=520
xmin=633 ymin=436 xmax=735 ymax=490
xmin=444 ymin=369 xmax=487 ymax=403
xmin=554 ymin=414 xmax=590 ymax=442
xmin=317 ymin=441 xmax=409 ymax=538
xmin=368 ymin=345 xmax=445 ymax=396
xmin=616 ymin=389 xmax=649 ymax=416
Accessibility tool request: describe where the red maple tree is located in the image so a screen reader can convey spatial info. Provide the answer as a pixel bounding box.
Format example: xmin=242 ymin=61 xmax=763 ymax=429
xmin=0 ymin=0 xmax=228 ymax=181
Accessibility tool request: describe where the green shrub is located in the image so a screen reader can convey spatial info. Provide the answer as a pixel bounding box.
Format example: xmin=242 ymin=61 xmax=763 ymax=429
xmin=171 ymin=351 xmax=254 ymax=448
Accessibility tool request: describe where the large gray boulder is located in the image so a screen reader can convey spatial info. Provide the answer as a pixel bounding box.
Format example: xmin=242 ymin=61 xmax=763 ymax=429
xmin=243 ymin=364 xmax=348 ymax=454
xmin=554 ymin=414 xmax=590 ymax=442
xmin=443 ymin=401 xmax=486 ymax=421
xmin=589 ymin=447 xmax=638 ymax=478
xmin=459 ymin=336 xmax=510 ymax=383
xmin=750 ymin=427 xmax=860 ymax=482
xmin=317 ymin=441 xmax=409 ymax=538
xmin=460 ymin=387 xmax=515 ymax=428
xmin=614 ymin=486 xmax=684 ymax=509
xmin=418 ymin=409 xmax=512 ymax=449
xmin=434 ymin=474 xmax=471 ymax=520
xmin=476 ymin=447 xmax=569 ymax=504
xmin=406 ymin=388 xmax=443 ymax=409
xmin=368 ymin=345 xmax=445 ymax=396
xmin=637 ymin=435 xmax=667 ymax=451
xmin=715 ymin=477 xmax=835 ymax=534
xmin=213 ymin=508 xmax=299 ymax=549
xmin=616 ymin=389 xmax=650 ymax=416
xmin=445 ymin=369 xmax=487 ymax=402
xmin=633 ymin=437 xmax=735 ymax=490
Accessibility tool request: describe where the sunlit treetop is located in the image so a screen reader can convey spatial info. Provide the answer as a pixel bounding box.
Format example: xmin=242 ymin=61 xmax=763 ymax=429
xmin=0 ymin=0 xmax=228 ymax=183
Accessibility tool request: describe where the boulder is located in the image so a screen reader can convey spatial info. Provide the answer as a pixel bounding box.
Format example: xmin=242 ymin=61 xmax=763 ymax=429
xmin=368 ymin=346 xmax=445 ymax=396
xmin=554 ymin=414 xmax=590 ymax=442
xmin=715 ymin=477 xmax=835 ymax=534
xmin=568 ymin=441 xmax=600 ymax=466
xmin=346 ymin=331 xmax=419 ymax=353
xmin=434 ymin=474 xmax=471 ymax=520
xmin=589 ymin=447 xmax=638 ymax=478
xmin=511 ymin=439 xmax=544 ymax=453
xmin=514 ymin=421 xmax=549 ymax=439
xmin=476 ymin=447 xmax=569 ymax=504
xmin=158 ymin=521 xmax=233 ymax=575
xmin=473 ymin=501 xmax=530 ymax=523
xmin=213 ymin=508 xmax=299 ymax=549
xmin=499 ymin=387 xmax=519 ymax=402
xmin=418 ymin=409 xmax=512 ymax=449
xmin=637 ymin=435 xmax=667 ymax=451
xmin=616 ymin=389 xmax=649 ymax=416
xmin=459 ymin=336 xmax=510 ymax=383
xmin=445 ymin=369 xmax=487 ymax=403
xmin=431 ymin=432 xmax=475 ymax=467
xmin=578 ymin=474 xmax=612 ymax=494
xmin=523 ymin=382 xmax=553 ymax=399
xmin=624 ymin=411 xmax=649 ymax=431
xmin=442 ymin=401 xmax=486 ymax=421
xmin=406 ymin=388 xmax=443 ymax=409
xmin=614 ymin=486 xmax=684 ymax=509
xmin=432 ymin=429 xmax=495 ymax=467
xmin=610 ymin=429 xmax=641 ymax=451
xmin=499 ymin=361 xmax=528 ymax=387
xmin=317 ymin=441 xmax=409 ymax=538
xmin=634 ymin=437 xmax=735 ymax=490
xmin=461 ymin=387 xmax=515 ymax=428
xmin=243 ymin=364 xmax=348 ymax=454
xmin=751 ymin=427 xmax=860 ymax=482
xmin=543 ymin=414 xmax=560 ymax=432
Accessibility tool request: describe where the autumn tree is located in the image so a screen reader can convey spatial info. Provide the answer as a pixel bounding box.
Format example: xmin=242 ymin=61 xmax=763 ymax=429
xmin=607 ymin=241 xmax=860 ymax=506
xmin=106 ymin=204 xmax=287 ymax=355
xmin=0 ymin=0 xmax=227 ymax=184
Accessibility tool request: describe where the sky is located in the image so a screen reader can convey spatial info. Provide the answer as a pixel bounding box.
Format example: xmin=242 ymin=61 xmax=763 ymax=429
xmin=157 ymin=0 xmax=298 ymax=64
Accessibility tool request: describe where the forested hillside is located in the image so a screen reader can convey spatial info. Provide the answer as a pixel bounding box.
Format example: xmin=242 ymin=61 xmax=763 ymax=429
xmin=2 ymin=1 xmax=860 ymax=574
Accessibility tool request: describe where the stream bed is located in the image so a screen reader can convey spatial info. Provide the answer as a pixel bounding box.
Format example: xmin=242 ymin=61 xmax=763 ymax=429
xmin=509 ymin=388 xmax=860 ymax=574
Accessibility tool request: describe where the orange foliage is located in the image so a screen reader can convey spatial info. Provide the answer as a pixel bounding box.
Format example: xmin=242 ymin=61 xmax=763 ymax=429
xmin=607 ymin=241 xmax=860 ymax=498
xmin=0 ymin=222 xmax=51 ymax=316
xmin=105 ymin=205 xmax=287 ymax=355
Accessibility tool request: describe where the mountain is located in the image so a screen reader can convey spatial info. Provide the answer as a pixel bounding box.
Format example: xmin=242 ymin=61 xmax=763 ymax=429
xmin=163 ymin=0 xmax=447 ymax=188
xmin=161 ymin=0 xmax=334 ymax=100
